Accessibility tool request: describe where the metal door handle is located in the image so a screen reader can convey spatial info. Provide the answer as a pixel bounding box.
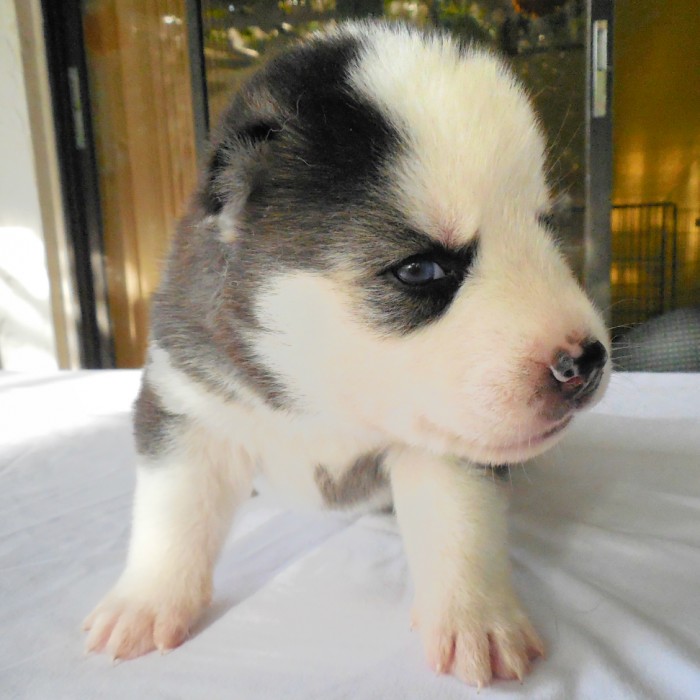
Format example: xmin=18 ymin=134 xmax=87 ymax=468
xmin=592 ymin=20 xmax=608 ymax=118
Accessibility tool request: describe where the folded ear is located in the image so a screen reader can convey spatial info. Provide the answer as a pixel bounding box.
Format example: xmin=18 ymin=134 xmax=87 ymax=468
xmin=200 ymin=118 xmax=280 ymax=221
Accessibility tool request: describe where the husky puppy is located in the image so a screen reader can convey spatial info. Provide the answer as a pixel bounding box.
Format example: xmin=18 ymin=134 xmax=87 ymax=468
xmin=84 ymin=21 xmax=610 ymax=686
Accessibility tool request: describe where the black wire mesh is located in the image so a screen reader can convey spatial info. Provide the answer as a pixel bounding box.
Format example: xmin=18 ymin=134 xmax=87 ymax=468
xmin=613 ymin=306 xmax=700 ymax=372
xmin=610 ymin=202 xmax=678 ymax=335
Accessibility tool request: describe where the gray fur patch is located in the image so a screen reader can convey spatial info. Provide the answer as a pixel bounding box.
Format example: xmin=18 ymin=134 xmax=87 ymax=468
xmin=314 ymin=452 xmax=388 ymax=508
xmin=150 ymin=212 xmax=293 ymax=410
xmin=133 ymin=381 xmax=184 ymax=460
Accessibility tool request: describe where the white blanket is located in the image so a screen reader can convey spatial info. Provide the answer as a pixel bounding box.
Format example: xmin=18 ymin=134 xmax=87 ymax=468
xmin=1 ymin=371 xmax=699 ymax=699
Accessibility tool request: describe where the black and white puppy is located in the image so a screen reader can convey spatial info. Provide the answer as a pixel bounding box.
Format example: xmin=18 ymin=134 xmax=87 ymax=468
xmin=84 ymin=21 xmax=610 ymax=686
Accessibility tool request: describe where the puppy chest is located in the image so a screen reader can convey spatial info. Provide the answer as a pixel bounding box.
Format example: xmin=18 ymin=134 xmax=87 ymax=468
xmin=254 ymin=423 xmax=390 ymax=511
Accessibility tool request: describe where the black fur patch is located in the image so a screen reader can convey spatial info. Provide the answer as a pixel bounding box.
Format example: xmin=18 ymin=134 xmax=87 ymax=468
xmin=150 ymin=214 xmax=293 ymax=409
xmin=366 ymin=239 xmax=479 ymax=334
xmin=202 ymin=147 xmax=228 ymax=214
xmin=203 ymin=33 xmax=399 ymax=221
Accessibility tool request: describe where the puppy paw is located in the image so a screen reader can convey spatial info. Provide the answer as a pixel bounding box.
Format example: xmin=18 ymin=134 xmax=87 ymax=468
xmin=83 ymin=578 xmax=210 ymax=661
xmin=415 ymin=599 xmax=544 ymax=687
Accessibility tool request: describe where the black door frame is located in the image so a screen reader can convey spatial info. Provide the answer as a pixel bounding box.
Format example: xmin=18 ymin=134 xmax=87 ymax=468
xmin=41 ymin=0 xmax=114 ymax=368
xmin=585 ymin=0 xmax=615 ymax=320
xmin=185 ymin=0 xmax=211 ymax=160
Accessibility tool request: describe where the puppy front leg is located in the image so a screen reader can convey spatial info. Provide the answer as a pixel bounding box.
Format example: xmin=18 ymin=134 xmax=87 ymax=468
xmin=388 ymin=449 xmax=544 ymax=687
xmin=84 ymin=422 xmax=253 ymax=660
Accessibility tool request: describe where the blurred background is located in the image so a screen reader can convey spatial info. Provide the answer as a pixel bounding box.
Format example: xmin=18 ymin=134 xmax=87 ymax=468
xmin=1 ymin=0 xmax=698 ymax=369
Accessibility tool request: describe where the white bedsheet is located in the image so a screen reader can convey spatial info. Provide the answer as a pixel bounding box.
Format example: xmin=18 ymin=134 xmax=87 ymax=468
xmin=1 ymin=371 xmax=699 ymax=699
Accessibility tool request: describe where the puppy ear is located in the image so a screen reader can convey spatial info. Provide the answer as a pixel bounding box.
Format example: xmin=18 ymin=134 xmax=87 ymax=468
xmin=200 ymin=120 xmax=279 ymax=219
xmin=200 ymin=145 xmax=229 ymax=216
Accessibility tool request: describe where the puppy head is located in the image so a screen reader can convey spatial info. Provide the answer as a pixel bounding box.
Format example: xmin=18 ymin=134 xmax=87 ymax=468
xmin=199 ymin=22 xmax=610 ymax=464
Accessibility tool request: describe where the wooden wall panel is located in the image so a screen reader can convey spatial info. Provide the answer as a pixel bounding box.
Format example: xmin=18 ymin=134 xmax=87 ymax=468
xmin=83 ymin=0 xmax=198 ymax=367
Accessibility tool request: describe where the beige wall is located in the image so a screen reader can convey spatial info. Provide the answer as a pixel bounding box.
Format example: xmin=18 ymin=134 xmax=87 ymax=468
xmin=0 ymin=0 xmax=80 ymax=369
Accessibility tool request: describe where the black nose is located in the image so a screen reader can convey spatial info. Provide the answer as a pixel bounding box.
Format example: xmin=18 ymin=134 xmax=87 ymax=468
xmin=550 ymin=340 xmax=607 ymax=398
xmin=576 ymin=340 xmax=608 ymax=378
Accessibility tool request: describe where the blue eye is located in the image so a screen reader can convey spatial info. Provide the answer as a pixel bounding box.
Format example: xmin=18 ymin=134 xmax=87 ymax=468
xmin=394 ymin=259 xmax=446 ymax=285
